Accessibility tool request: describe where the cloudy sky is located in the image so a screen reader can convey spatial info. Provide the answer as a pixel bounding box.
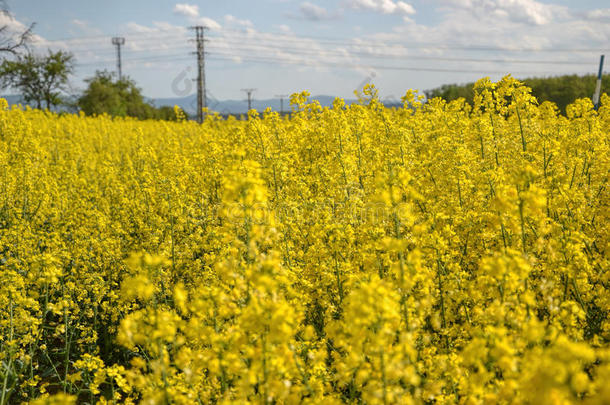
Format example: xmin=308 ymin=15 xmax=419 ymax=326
xmin=3 ymin=0 xmax=610 ymax=101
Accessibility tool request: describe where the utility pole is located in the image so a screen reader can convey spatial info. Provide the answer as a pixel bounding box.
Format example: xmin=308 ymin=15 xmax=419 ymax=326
xmin=190 ymin=26 xmax=208 ymax=123
xmin=242 ymin=88 xmax=256 ymax=111
xmin=593 ymin=54 xmax=605 ymax=110
xmin=111 ymin=37 xmax=125 ymax=80
xmin=275 ymin=94 xmax=289 ymax=115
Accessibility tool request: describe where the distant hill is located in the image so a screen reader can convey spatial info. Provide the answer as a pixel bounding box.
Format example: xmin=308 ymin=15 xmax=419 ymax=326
xmin=151 ymin=94 xmax=402 ymax=115
xmin=151 ymin=94 xmax=354 ymax=115
xmin=426 ymin=74 xmax=609 ymax=114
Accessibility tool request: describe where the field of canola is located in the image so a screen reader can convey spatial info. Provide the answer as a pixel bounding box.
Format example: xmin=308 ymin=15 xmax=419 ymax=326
xmin=0 ymin=77 xmax=609 ymax=404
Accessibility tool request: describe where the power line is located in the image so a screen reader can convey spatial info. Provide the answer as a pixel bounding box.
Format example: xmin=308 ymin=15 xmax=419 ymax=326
xmin=48 ymin=34 xmax=610 ymax=60
xmin=73 ymin=45 xmax=602 ymax=70
xmin=204 ymin=43 xmax=597 ymax=66
xmin=74 ymin=51 xmax=598 ymax=78
xmin=209 ymin=30 xmax=610 ymax=54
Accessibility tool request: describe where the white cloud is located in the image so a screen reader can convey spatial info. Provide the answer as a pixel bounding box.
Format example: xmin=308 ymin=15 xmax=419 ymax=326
xmin=224 ymin=14 xmax=254 ymax=29
xmin=173 ymin=3 xmax=199 ymax=18
xmin=172 ymin=3 xmax=221 ymax=30
xmin=196 ymin=17 xmax=221 ymax=30
xmin=299 ymin=2 xmax=333 ymax=20
xmin=71 ymin=19 xmax=87 ymax=29
xmin=124 ymin=22 xmax=156 ymax=33
xmin=440 ymin=0 xmax=564 ymax=26
xmin=152 ymin=21 xmax=186 ymax=31
xmin=276 ymin=24 xmax=292 ymax=34
xmin=345 ymin=0 xmax=415 ymax=16
xmin=587 ymin=8 xmax=610 ymax=22
xmin=362 ymin=0 xmax=610 ymax=72
xmin=71 ymin=19 xmax=103 ymax=36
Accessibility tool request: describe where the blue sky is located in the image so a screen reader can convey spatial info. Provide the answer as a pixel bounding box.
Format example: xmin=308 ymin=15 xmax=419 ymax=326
xmin=4 ymin=0 xmax=610 ymax=101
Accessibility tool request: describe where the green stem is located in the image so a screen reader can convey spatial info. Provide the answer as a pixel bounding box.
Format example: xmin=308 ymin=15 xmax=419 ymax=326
xmin=1 ymin=300 xmax=14 ymax=405
xmin=380 ymin=350 xmax=388 ymax=405
xmin=519 ymin=196 xmax=527 ymax=254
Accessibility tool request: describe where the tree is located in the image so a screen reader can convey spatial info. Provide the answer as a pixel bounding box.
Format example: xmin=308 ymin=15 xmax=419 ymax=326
xmin=0 ymin=0 xmax=34 ymax=56
xmin=77 ymin=70 xmax=183 ymax=120
xmin=425 ymin=73 xmax=610 ymax=114
xmin=0 ymin=50 xmax=74 ymax=109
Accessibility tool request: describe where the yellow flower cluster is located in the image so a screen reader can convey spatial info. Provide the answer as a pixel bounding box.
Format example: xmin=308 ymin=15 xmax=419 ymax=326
xmin=0 ymin=76 xmax=609 ymax=404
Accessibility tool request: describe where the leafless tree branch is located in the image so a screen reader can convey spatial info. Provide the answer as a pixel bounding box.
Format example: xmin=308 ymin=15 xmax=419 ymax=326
xmin=0 ymin=1 xmax=35 ymax=56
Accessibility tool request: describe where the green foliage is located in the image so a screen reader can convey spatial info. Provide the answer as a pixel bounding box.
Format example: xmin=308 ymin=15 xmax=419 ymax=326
xmin=426 ymin=73 xmax=610 ymax=114
xmin=77 ymin=71 xmax=184 ymax=121
xmin=425 ymin=82 xmax=475 ymax=105
xmin=0 ymin=50 xmax=74 ymax=109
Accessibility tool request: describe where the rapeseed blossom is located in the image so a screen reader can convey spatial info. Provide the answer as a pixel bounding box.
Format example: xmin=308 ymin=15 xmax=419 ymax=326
xmin=0 ymin=76 xmax=609 ymax=404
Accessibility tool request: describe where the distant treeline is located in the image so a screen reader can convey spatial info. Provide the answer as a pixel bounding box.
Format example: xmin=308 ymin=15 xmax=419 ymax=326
xmin=426 ymin=74 xmax=609 ymax=114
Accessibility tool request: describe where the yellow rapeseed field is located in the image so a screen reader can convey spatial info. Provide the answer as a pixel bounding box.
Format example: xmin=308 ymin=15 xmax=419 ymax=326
xmin=0 ymin=76 xmax=609 ymax=404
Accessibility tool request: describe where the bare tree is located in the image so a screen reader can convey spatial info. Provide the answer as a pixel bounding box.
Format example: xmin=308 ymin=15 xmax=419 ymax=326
xmin=0 ymin=0 xmax=34 ymax=56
